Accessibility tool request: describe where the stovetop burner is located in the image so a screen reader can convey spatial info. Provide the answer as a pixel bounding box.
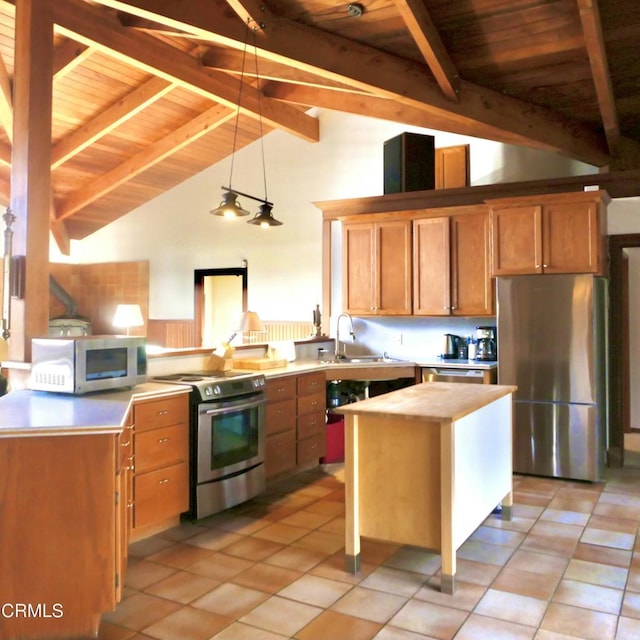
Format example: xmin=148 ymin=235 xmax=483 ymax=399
xmin=153 ymin=370 xmax=266 ymax=401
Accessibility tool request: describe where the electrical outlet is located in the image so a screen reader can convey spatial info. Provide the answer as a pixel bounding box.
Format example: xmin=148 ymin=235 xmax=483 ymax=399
xmin=392 ymin=333 xmax=403 ymax=345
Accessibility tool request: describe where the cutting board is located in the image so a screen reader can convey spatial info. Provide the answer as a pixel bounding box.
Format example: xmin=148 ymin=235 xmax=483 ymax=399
xmin=233 ymin=357 xmax=288 ymax=370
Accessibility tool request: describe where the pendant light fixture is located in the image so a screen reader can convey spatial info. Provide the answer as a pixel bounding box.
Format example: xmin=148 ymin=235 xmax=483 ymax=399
xmin=210 ymin=21 xmax=283 ymax=227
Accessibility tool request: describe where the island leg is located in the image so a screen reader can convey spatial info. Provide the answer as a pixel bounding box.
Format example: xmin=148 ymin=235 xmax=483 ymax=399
xmin=344 ymin=414 xmax=360 ymax=573
xmin=501 ymin=489 xmax=513 ymax=521
xmin=440 ymin=420 xmax=456 ymax=594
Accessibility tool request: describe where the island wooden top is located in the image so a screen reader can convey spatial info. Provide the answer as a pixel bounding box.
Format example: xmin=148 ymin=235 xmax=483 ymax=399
xmin=336 ymin=382 xmax=517 ymax=423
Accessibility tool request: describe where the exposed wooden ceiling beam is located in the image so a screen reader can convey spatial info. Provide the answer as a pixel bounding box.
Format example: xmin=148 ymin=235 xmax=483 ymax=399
xmin=55 ymin=103 xmax=235 ymax=220
xmin=392 ymin=0 xmax=459 ymax=101
xmin=0 ymin=142 xmax=11 ymax=166
xmin=52 ymin=0 xmax=319 ymax=143
xmin=86 ymin=0 xmax=611 ymax=167
xmin=0 ymin=53 xmax=13 ymax=143
xmin=52 ymin=38 xmax=92 ymax=79
xmin=51 ymin=75 xmax=176 ymax=169
xmin=223 ymin=0 xmax=268 ymax=38
xmin=576 ymin=0 xmax=620 ymax=154
xmin=201 ymin=46 xmax=365 ymax=93
xmin=263 ymin=82 xmax=549 ymax=149
xmin=50 ymin=199 xmax=70 ymax=256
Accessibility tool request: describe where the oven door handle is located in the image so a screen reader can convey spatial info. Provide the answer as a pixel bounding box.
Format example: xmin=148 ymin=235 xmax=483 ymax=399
xmin=199 ymin=396 xmax=265 ymax=416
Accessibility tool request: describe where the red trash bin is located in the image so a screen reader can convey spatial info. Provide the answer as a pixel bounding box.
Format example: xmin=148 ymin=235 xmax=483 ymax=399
xmin=321 ymin=412 xmax=345 ymax=463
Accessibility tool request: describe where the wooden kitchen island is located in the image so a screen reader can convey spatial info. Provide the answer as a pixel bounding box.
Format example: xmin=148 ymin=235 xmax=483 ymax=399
xmin=337 ymin=381 xmax=516 ymax=594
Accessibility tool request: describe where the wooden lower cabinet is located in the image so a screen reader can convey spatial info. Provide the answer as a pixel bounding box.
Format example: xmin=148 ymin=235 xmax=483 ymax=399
xmin=297 ymin=372 xmax=326 ymax=466
xmin=131 ymin=393 xmax=189 ymax=537
xmin=0 ymin=433 xmax=121 ymax=639
xmin=265 ymin=372 xmax=327 ymax=479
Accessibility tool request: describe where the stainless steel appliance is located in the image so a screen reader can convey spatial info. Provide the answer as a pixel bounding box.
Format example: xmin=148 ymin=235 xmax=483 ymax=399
xmin=442 ymin=333 xmax=460 ymax=359
xmin=31 ymin=335 xmax=147 ymax=394
xmin=497 ymin=275 xmax=608 ymax=481
xmin=475 ymin=326 xmax=497 ymax=361
xmin=153 ymin=371 xmax=267 ymax=519
xmin=422 ymin=367 xmax=486 ymax=384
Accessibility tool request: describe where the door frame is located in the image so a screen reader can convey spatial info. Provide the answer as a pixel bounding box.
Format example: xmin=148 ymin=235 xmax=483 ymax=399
xmin=608 ymin=234 xmax=640 ymax=466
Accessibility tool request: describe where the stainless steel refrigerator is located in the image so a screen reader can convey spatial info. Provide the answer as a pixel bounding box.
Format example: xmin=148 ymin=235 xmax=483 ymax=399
xmin=497 ymin=274 xmax=608 ymax=481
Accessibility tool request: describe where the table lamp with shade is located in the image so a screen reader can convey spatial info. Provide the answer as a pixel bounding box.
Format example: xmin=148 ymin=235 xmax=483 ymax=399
xmin=112 ymin=304 xmax=144 ymax=336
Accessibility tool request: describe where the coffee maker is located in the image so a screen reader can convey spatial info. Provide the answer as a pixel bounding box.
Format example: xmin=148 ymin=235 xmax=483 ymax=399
xmin=475 ymin=326 xmax=497 ymax=361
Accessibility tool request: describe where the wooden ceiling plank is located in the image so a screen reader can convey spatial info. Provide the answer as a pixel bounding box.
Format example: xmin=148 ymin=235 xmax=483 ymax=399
xmin=263 ymin=81 xmax=545 ymax=149
xmin=0 ymin=141 xmax=11 ymax=166
xmin=52 ymin=37 xmax=92 ymax=79
xmin=576 ymin=0 xmax=620 ymax=154
xmin=0 ymin=51 xmax=13 ymax=143
xmin=51 ymin=75 xmax=176 ymax=169
xmin=52 ymin=0 xmax=319 ymax=143
xmin=392 ymin=0 xmax=460 ymax=101
xmin=86 ymin=0 xmax=610 ymax=166
xmin=56 ymin=103 xmax=235 ymax=220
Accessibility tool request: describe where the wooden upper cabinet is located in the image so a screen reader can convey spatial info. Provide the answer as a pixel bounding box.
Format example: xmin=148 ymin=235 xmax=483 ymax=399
xmin=342 ymin=218 xmax=412 ymax=315
xmin=413 ymin=206 xmax=493 ymax=316
xmin=435 ymin=145 xmax=470 ymax=190
xmin=488 ymin=191 xmax=609 ymax=276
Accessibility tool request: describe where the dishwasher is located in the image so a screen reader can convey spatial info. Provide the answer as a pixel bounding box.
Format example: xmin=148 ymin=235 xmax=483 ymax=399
xmin=422 ymin=367 xmax=488 ymax=384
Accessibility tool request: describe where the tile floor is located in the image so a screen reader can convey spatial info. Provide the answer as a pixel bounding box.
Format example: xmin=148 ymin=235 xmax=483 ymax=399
xmin=100 ymin=453 xmax=640 ymax=640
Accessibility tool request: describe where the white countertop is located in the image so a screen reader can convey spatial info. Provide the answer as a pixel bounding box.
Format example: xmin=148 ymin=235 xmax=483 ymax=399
xmin=414 ymin=358 xmax=498 ymax=370
xmin=0 ymin=382 xmax=190 ymax=438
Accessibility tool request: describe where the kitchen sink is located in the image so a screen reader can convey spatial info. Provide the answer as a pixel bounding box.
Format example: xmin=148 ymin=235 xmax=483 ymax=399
xmin=323 ymin=354 xmax=412 ymax=365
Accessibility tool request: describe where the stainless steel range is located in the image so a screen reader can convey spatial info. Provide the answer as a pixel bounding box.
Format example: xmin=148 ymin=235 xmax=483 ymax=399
xmin=153 ymin=370 xmax=267 ymax=519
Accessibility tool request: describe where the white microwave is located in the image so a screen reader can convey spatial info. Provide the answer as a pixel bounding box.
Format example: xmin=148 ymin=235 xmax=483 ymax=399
xmin=31 ymin=335 xmax=147 ymax=394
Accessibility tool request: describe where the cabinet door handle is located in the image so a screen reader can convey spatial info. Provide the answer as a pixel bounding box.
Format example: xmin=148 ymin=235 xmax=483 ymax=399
xmin=451 ymin=306 xmax=456 ymax=310
xmin=120 ymin=438 xmax=131 ymax=447
xmin=157 ymin=410 xmax=169 ymax=416
xmin=158 ymin=478 xmax=170 ymax=485
xmin=157 ymin=437 xmax=170 ymax=444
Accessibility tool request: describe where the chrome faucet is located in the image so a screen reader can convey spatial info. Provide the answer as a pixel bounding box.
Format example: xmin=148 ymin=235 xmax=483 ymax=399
xmin=335 ymin=312 xmax=356 ymax=359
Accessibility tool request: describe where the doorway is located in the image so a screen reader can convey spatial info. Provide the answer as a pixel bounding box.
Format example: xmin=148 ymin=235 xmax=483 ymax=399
xmin=608 ymin=234 xmax=640 ymax=467
xmin=194 ymin=267 xmax=247 ymax=348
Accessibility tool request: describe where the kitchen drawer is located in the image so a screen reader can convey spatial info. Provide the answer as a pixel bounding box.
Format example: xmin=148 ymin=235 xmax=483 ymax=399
xmin=133 ymin=461 xmax=189 ymax=529
xmin=297 ymin=410 xmax=325 ymax=440
xmin=297 ymin=391 xmax=325 ymax=416
xmin=297 ymin=433 xmax=326 ymax=466
xmin=134 ymin=394 xmax=188 ymax=432
xmin=297 ymin=371 xmax=325 ymax=397
xmin=265 ymin=376 xmax=297 ymax=402
xmin=266 ymin=431 xmax=297 ymax=478
xmin=266 ymin=398 xmax=296 ymax=436
xmin=135 ymin=422 xmax=189 ymax=474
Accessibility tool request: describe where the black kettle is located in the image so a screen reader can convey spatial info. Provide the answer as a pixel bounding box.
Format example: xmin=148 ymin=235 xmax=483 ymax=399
xmin=443 ymin=333 xmax=460 ymax=359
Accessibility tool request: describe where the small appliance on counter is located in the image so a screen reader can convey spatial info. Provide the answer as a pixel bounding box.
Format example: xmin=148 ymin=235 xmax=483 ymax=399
xmin=442 ymin=333 xmax=460 ymax=359
xmin=475 ymin=326 xmax=497 ymax=361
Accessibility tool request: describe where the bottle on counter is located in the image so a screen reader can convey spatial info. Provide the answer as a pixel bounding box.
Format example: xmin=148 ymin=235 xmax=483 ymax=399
xmin=467 ymin=335 xmax=477 ymax=360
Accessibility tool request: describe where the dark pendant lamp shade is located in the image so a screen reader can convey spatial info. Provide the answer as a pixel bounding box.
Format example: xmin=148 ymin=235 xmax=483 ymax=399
xmin=210 ymin=190 xmax=250 ymax=218
xmin=247 ymin=202 xmax=283 ymax=227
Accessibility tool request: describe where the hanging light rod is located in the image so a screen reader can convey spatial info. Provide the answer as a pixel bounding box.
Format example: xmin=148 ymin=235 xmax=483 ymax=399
xmin=219 ymin=186 xmax=273 ymax=207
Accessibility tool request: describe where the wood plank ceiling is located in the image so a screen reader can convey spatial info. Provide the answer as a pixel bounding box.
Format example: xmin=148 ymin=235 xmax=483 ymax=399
xmin=0 ymin=0 xmax=638 ymax=251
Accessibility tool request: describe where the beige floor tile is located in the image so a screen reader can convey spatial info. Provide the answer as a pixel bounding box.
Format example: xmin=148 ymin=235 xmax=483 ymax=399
xmin=454 ymin=613 xmax=536 ymax=640
xmin=383 ymin=546 xmax=442 ymax=576
xmin=208 ymin=621 xmax=289 ymax=639
xmin=251 ymin=521 xmax=310 ymax=544
xmin=157 ymin=522 xmax=208 ymax=542
xmin=184 ymin=528 xmax=245 ymax=551
xmin=296 ymin=609 xmax=382 ymax=640
xmin=491 ymin=567 xmax=560 ymax=600
xmin=185 ymin=551 xmax=254 ymax=581
xmin=318 ymin=515 xmax=345 ymax=535
xmin=303 ymin=499 xmax=345 ymax=517
xmin=589 ymin=513 xmax=639 ymax=533
xmin=101 ymin=593 xmax=182 ymax=631
xmin=191 ymin=582 xmax=269 ymax=618
xmin=388 ymin=599 xmax=468 ymax=639
xmin=147 ymin=542 xmax=214 ymax=569
xmin=621 ymin=590 xmax=640 ymax=619
xmin=540 ymin=602 xmax=618 ymax=640
xmin=528 ymin=520 xmax=585 ymax=541
xmin=124 ymin=559 xmax=177 ymax=590
xmin=279 ymin=509 xmax=335 ymax=529
xmin=140 ymin=606 xmax=232 ymax=640
xmin=373 ymin=627 xmax=434 ymax=640
xmin=456 ymin=539 xmax=515 ymax=566
xmin=279 ymin=574 xmax=352 ymax=607
xmin=211 ymin=514 xmax=272 ymax=536
xmin=264 ymin=545 xmax=327 ymax=572
xmin=331 ymin=585 xmax=407 ymax=623
xmin=483 ymin=514 xmax=536 ymax=533
xmin=359 ymin=566 xmax=427 ymax=598
xmin=504 ymin=549 xmax=568 ymax=578
xmin=616 ymin=615 xmax=640 ymax=639
xmin=308 ymin=552 xmax=376 ymax=584
xmin=232 ymin=562 xmax=302 ymax=593
xmin=519 ymin=533 xmax=578 ymax=557
xmin=128 ymin=535 xmax=175 ymax=559
xmin=468 ymin=525 xmax=526 ymax=548
xmin=239 ymin=594 xmax=322 ymax=636
xmin=414 ymin=578 xmax=486 ymax=611
xmin=580 ymin=527 xmax=636 ymax=550
xmin=293 ymin=529 xmax=345 ymax=554
xmin=547 ymin=496 xmax=598 ymax=514
xmin=572 ymin=542 xmax=632 ymax=568
xmin=563 ymin=558 xmax=628 ymax=589
xmin=539 ymin=508 xmax=590 ymax=526
xmin=474 ymin=588 xmax=548 ymax=627
xmin=552 ymin=578 xmax=623 ymax=614
xmin=97 ymin=621 xmax=137 ymax=640
xmin=144 ymin=570 xmax=219 ymax=604
xmin=445 ymin=558 xmax=502 ymax=586
xmin=222 ymin=536 xmax=285 ymax=561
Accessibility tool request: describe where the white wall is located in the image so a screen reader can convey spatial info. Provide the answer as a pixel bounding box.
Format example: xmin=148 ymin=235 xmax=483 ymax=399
xmin=51 ymin=109 xmax=596 ymax=323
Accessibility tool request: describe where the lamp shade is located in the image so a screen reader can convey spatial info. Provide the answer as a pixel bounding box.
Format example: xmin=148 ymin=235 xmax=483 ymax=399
xmin=247 ymin=202 xmax=283 ymax=228
xmin=210 ymin=191 xmax=250 ymax=218
xmin=113 ymin=304 xmax=144 ymax=333
xmin=238 ymin=311 xmax=266 ymax=333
